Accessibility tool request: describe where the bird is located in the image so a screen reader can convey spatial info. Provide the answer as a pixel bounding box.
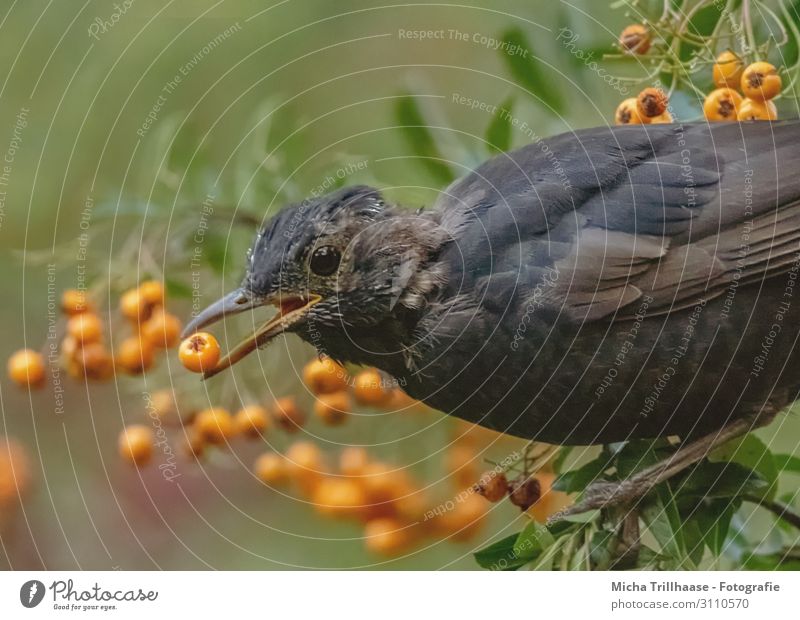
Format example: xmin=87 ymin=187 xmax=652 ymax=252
xmin=184 ymin=120 xmax=800 ymax=512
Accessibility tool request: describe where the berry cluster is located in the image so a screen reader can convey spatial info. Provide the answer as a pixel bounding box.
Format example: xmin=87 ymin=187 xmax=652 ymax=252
xmin=7 ymin=283 xmax=183 ymax=390
xmin=613 ymin=22 xmax=783 ymax=125
xmin=704 ymin=54 xmax=781 ymax=121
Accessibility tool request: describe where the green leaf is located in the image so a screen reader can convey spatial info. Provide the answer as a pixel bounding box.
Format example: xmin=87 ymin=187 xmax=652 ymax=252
xmin=559 ymin=509 xmax=600 ymax=524
xmin=394 ymin=95 xmax=454 ymax=186
xmin=164 ymin=277 xmax=193 ymax=299
xmin=473 ymin=533 xmax=532 ymax=570
xmin=641 ymin=487 xmax=684 ymax=561
xmin=498 ymin=28 xmax=565 ymax=114
xmin=710 ymin=434 xmax=778 ymax=500
xmin=552 ymin=446 xmax=573 ymax=473
xmin=553 ymin=456 xmax=611 ymax=493
xmin=588 ymin=529 xmax=615 ymax=569
xmin=680 ymin=518 xmax=706 ymax=567
xmin=782 ymin=1 xmax=800 ymax=66
xmin=694 ymin=499 xmax=739 ymax=556
xmin=773 ymin=453 xmax=800 ymax=473
xmin=615 ymin=440 xmax=663 ymax=478
xmin=679 ymin=460 xmax=768 ymax=500
xmin=680 ymin=4 xmax=725 ymax=62
xmin=743 ymin=551 xmax=800 ymax=571
xmin=513 ymin=520 xmax=554 ymax=559
xmin=485 ymin=97 xmax=514 ymax=154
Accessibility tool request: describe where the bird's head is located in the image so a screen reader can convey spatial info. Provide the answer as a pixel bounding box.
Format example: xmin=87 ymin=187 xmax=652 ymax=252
xmin=183 ymin=185 xmax=447 ymax=377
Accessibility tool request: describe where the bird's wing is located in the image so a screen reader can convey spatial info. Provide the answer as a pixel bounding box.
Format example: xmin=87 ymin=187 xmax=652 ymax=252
xmin=433 ymin=121 xmax=800 ymax=321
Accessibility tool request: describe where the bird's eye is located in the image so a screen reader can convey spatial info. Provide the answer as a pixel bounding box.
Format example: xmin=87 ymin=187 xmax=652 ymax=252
xmin=309 ymin=245 xmax=341 ymax=276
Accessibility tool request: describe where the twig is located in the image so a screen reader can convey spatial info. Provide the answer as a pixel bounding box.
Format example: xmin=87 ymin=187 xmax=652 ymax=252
xmin=743 ymin=494 xmax=800 ymax=530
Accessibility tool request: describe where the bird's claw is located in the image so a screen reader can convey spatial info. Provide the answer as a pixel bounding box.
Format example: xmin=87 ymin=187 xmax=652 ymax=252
xmin=550 ymin=479 xmax=646 ymax=522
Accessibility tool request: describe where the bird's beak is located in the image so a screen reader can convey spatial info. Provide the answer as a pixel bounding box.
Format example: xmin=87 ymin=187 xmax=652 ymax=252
xmin=181 ymin=288 xmax=322 ymax=379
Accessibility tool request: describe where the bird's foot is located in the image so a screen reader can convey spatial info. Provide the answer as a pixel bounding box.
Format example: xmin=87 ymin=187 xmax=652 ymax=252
xmin=555 ymin=479 xmax=648 ymax=519
xmin=551 ymin=414 xmax=771 ymax=523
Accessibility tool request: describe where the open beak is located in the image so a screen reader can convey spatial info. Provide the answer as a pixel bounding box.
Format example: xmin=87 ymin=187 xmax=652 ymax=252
xmin=181 ymin=288 xmax=322 ymax=379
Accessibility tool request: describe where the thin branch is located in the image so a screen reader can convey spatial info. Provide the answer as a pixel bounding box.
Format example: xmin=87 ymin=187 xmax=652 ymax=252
xmin=744 ymin=494 xmax=800 ymax=530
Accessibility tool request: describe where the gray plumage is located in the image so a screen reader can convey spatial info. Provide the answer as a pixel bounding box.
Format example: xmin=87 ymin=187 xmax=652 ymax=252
xmin=233 ymin=120 xmax=800 ymax=445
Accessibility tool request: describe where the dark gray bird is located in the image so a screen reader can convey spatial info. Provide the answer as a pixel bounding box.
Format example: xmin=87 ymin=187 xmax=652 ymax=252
xmin=184 ymin=120 xmax=800 ymax=507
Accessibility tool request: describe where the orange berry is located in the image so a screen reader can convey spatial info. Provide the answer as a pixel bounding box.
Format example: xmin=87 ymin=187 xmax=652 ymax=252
xmin=286 ymin=441 xmax=323 ymax=474
xmin=254 ymin=452 xmax=289 ymax=485
xmin=181 ymin=427 xmax=205 ymax=459
xmin=115 ymin=337 xmax=155 ymax=374
xmin=437 ymin=493 xmax=487 ymax=542
xmin=60 ymin=335 xmax=79 ymax=361
xmin=615 ymin=98 xmax=649 ymax=125
xmin=619 ymin=24 xmax=650 ymax=54
xmin=194 ymin=407 xmax=234 ymax=444
xmin=7 ymin=349 xmax=45 ymax=389
xmin=526 ymin=472 xmax=572 ymax=523
xmin=339 ymin=446 xmax=370 ymax=477
xmin=138 ymin=280 xmax=165 ymax=307
xmin=703 ymin=87 xmax=743 ymax=121
xmin=313 ymin=391 xmax=351 ymax=426
xmin=361 ymin=462 xmax=409 ymax=503
xmin=302 ymin=357 xmax=348 ymax=394
xmin=0 ymin=437 xmax=32 ymax=504
xmin=74 ymin=342 xmax=113 ymax=380
xmin=352 ymin=369 xmax=393 ymax=406
xmin=178 ymin=332 xmax=220 ymax=373
xmin=649 ymin=111 xmax=673 ymax=124
xmin=286 ymin=441 xmax=325 ymax=494
xmin=509 ymin=476 xmax=541 ymax=511
xmin=474 ymin=470 xmax=509 ymax=502
xmin=118 ymin=425 xmax=154 ymax=466
xmin=66 ymin=312 xmax=103 ymax=345
xmin=392 ymin=486 xmax=429 ymax=523
xmin=61 ymin=337 xmax=83 ymax=379
xmin=385 ymin=388 xmax=422 ymax=412
xmin=234 ymin=405 xmax=270 ymax=438
xmin=141 ymin=310 xmax=182 ymax=349
xmin=712 ymin=50 xmax=743 ymax=88
xmin=444 ymin=444 xmax=479 ymax=489
xmin=364 ymin=518 xmax=413 ymax=556
xmin=312 ymin=477 xmax=367 ymax=518
xmin=119 ymin=288 xmax=151 ymax=323
xmin=737 ymin=97 xmax=777 ymax=121
xmin=636 ymin=87 xmax=668 ymax=118
xmin=741 ymin=62 xmax=781 ymax=101
xmin=273 ymin=396 xmax=306 ymax=432
xmin=60 ymin=289 xmax=94 ymax=315
xmin=148 ymin=389 xmax=177 ymax=421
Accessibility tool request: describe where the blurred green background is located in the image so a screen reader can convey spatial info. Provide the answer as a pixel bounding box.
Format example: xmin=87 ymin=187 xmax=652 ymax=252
xmin=1 ymin=0 xmax=798 ymax=570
